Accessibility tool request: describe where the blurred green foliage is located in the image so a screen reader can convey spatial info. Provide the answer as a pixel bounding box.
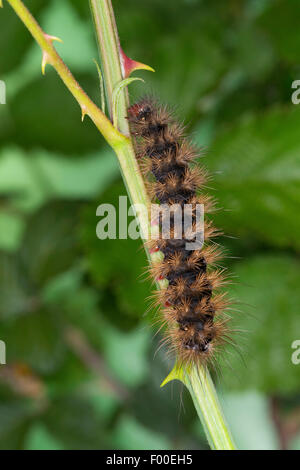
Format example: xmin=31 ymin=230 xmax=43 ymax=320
xmin=0 ymin=0 xmax=299 ymax=450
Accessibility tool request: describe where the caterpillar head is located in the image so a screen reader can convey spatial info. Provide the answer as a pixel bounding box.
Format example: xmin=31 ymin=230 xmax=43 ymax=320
xmin=177 ymin=318 xmax=215 ymax=355
xmin=128 ymin=100 xmax=153 ymax=122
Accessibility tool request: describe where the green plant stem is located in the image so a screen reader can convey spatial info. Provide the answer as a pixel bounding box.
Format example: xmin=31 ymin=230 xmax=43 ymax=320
xmin=89 ymin=0 xmax=151 ymax=245
xmin=89 ymin=0 xmax=236 ymax=450
xmin=186 ymin=367 xmax=235 ymax=450
xmin=162 ymin=363 xmax=236 ymax=449
xmin=89 ymin=0 xmax=128 ymax=127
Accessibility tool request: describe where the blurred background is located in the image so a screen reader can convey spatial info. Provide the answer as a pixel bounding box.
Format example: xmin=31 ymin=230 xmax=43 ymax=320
xmin=0 ymin=0 xmax=299 ymax=450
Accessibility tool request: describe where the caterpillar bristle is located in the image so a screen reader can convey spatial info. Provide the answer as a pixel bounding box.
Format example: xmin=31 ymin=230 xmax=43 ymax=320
xmin=128 ymin=98 xmax=233 ymax=370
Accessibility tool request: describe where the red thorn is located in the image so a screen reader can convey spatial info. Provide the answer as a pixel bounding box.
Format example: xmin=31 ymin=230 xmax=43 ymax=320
xmin=120 ymin=47 xmax=155 ymax=78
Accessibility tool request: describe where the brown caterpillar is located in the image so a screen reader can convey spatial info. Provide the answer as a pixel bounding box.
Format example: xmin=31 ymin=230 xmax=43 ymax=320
xmin=128 ymin=98 xmax=231 ymax=369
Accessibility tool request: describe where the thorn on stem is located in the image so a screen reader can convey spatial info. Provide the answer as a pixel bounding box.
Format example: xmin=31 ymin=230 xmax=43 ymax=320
xmin=81 ymin=105 xmax=88 ymax=122
xmin=44 ymin=34 xmax=63 ymax=44
xmin=41 ymin=51 xmax=50 ymax=75
xmin=120 ymin=47 xmax=155 ymax=78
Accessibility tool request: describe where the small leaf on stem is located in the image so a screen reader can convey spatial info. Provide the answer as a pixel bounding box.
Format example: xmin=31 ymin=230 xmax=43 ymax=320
xmin=112 ymin=77 xmax=144 ymax=129
xmin=161 ymin=362 xmax=185 ymax=387
xmin=93 ymin=59 xmax=106 ymax=113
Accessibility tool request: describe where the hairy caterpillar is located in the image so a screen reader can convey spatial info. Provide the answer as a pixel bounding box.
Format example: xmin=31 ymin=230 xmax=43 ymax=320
xmin=128 ymin=98 xmax=231 ymax=368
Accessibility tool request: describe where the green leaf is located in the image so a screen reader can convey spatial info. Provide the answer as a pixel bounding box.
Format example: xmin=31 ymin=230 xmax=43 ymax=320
xmin=86 ymin=386 xmax=120 ymax=425
xmin=102 ymin=323 xmax=150 ymax=388
xmin=19 ymin=202 xmax=79 ymax=286
xmin=112 ymin=414 xmax=171 ymax=450
xmin=221 ymin=255 xmax=300 ymax=394
xmin=0 ymin=0 xmax=44 ymax=74
xmin=42 ymin=266 xmax=84 ymax=304
xmin=80 ymin=182 xmax=152 ymax=326
xmin=42 ymin=0 xmax=97 ymax=71
xmin=220 ymin=391 xmax=278 ymax=450
xmin=35 ymin=149 xmax=119 ymax=200
xmin=24 ymin=423 xmax=64 ymax=450
xmin=0 ymin=253 xmax=31 ymax=320
xmin=0 ymin=400 xmax=34 ymax=450
xmin=60 ymin=287 xmax=105 ymax=352
xmin=0 ymin=212 xmax=25 ymax=252
xmin=259 ymin=0 xmax=300 ymax=64
xmin=115 ymin=1 xmax=227 ymax=119
xmin=205 ymin=106 xmax=300 ymax=249
xmin=1 ymin=309 xmax=65 ymax=374
xmin=0 ymin=147 xmax=48 ymax=212
xmin=43 ymin=395 xmax=108 ymax=449
xmin=0 ymin=147 xmax=118 ymax=213
xmin=6 ymin=74 xmax=104 ymax=153
xmin=291 ymin=432 xmax=300 ymax=451
xmin=4 ymin=0 xmax=96 ymax=98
